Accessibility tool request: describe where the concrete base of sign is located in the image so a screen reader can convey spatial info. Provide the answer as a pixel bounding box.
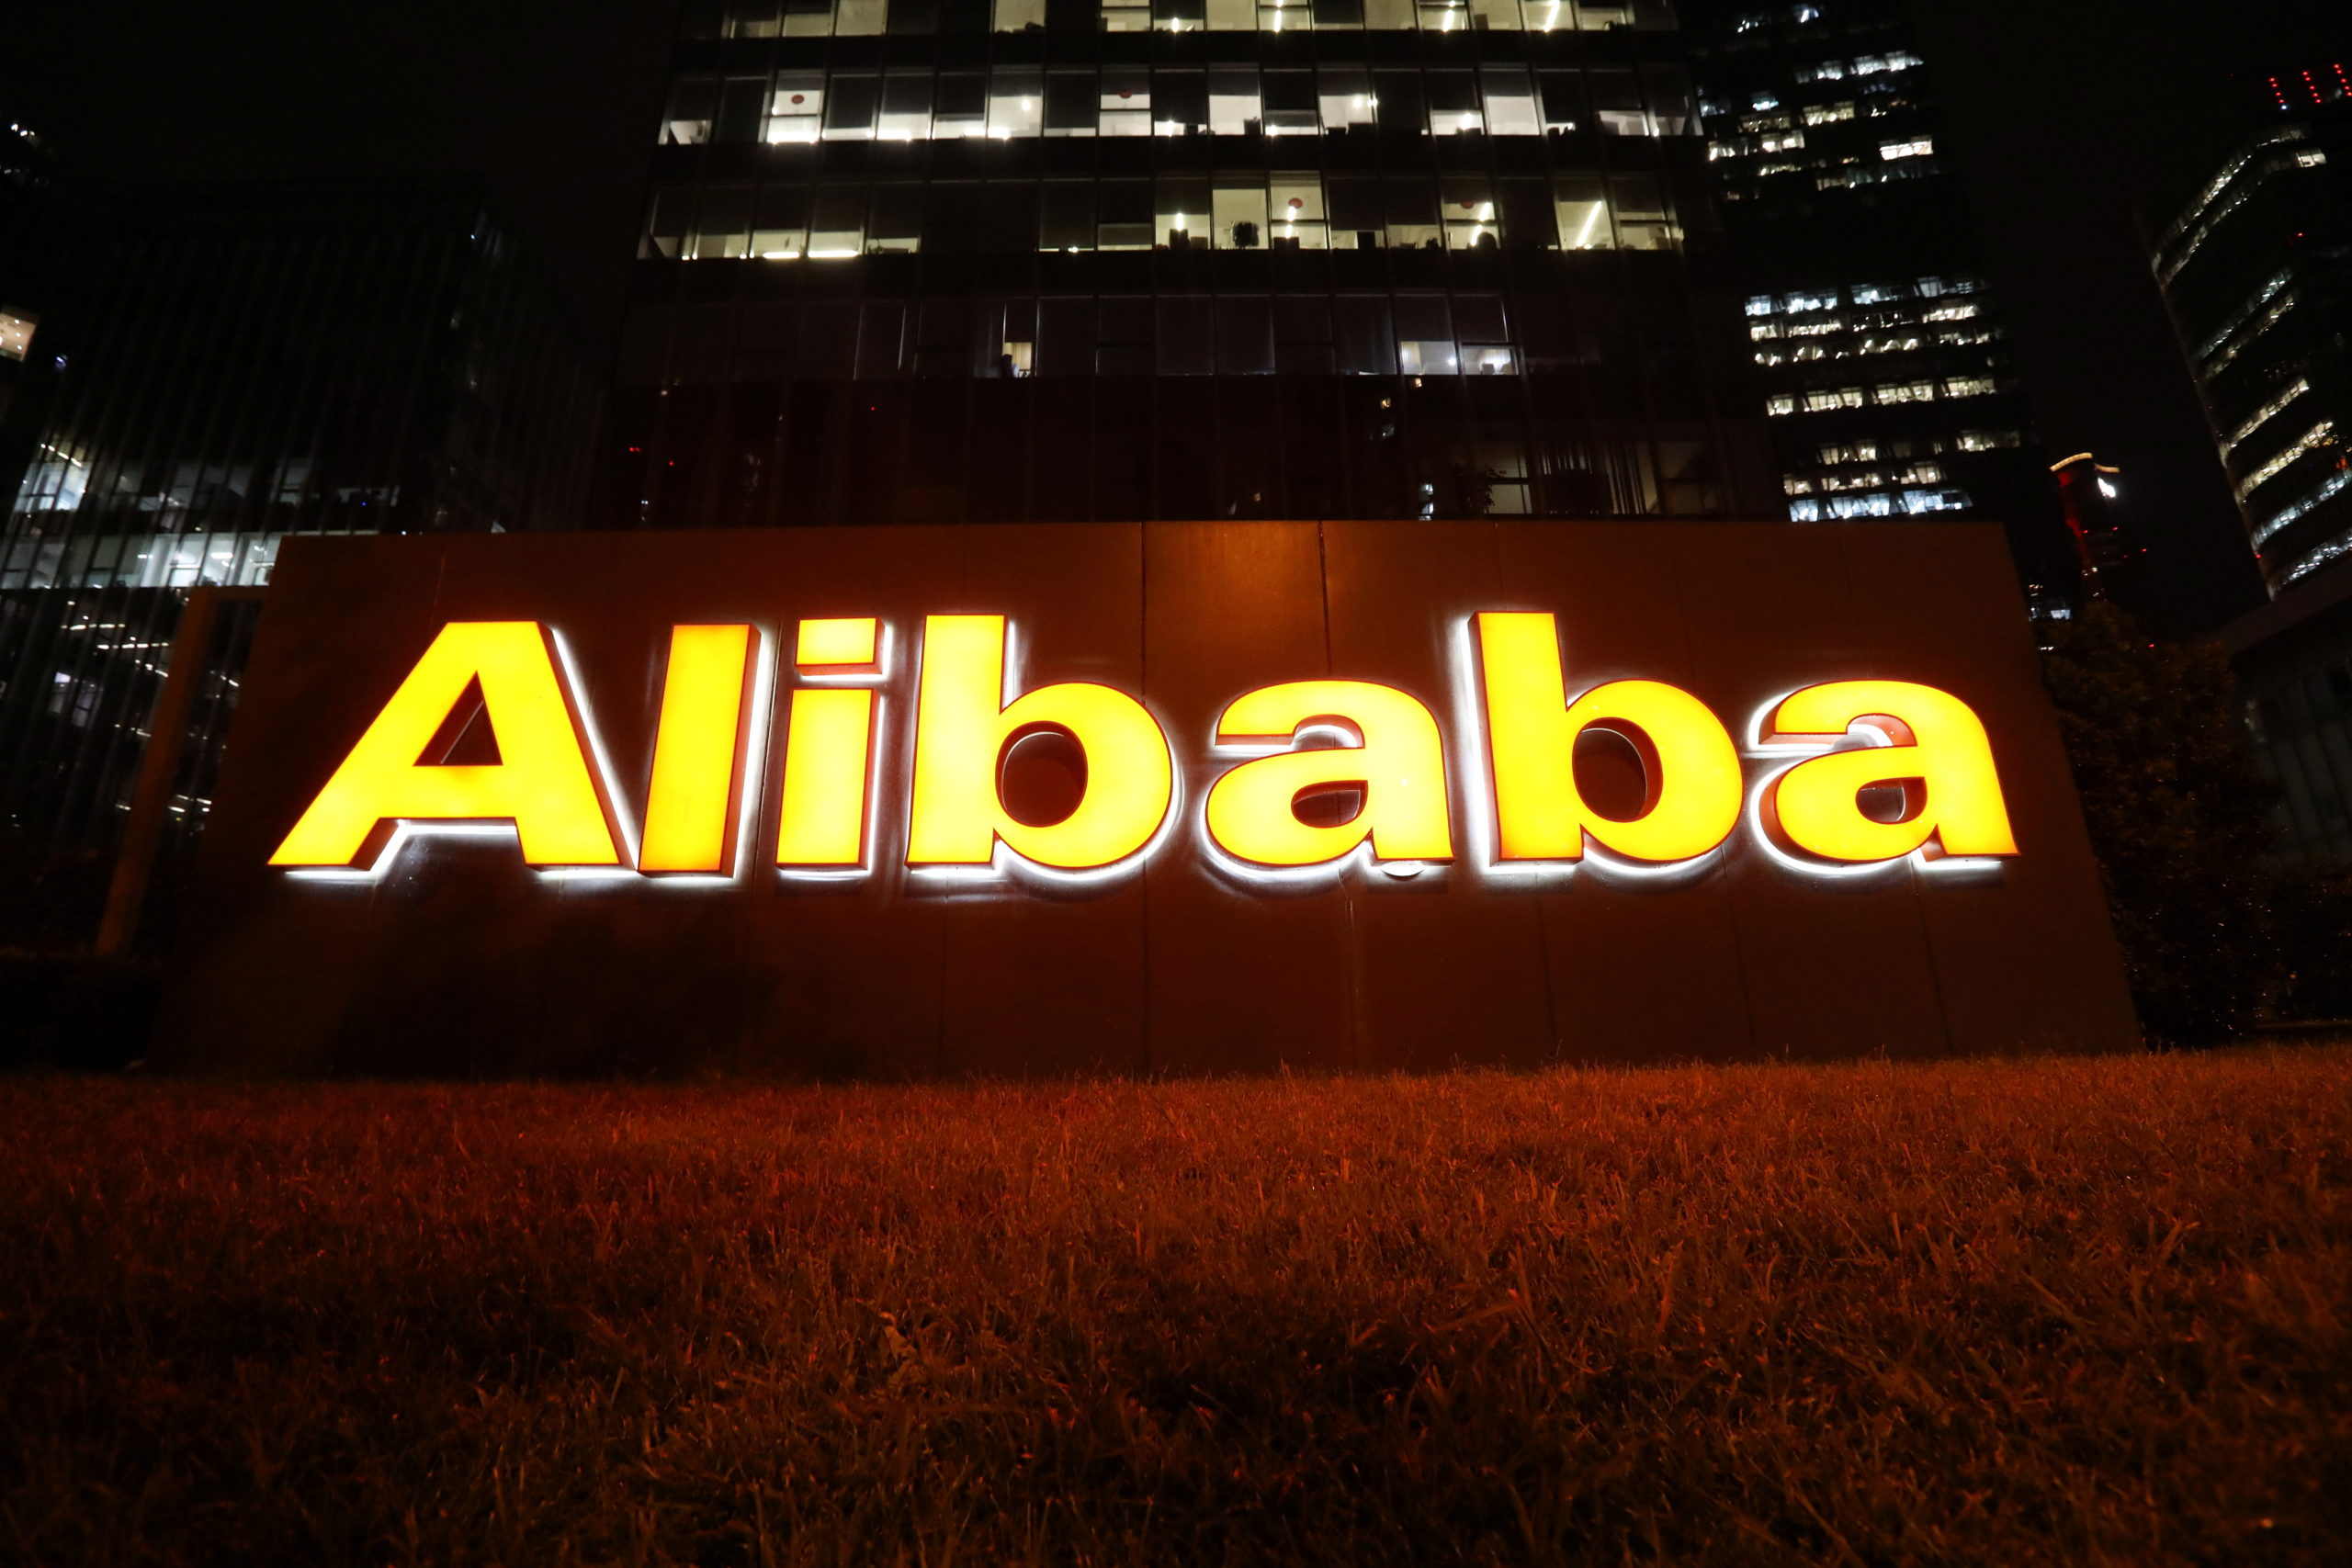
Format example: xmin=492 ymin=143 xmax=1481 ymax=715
xmin=153 ymin=521 xmax=2139 ymax=1076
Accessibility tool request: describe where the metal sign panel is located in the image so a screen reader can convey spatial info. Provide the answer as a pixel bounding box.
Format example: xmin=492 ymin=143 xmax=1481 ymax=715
xmin=153 ymin=521 xmax=2138 ymax=1074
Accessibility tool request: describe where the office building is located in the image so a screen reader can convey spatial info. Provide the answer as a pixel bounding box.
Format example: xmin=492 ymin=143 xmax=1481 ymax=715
xmin=0 ymin=184 xmax=600 ymax=859
xmin=2166 ymin=64 xmax=2352 ymax=860
xmin=0 ymin=119 xmax=59 ymax=484
xmin=2155 ymin=64 xmax=2350 ymax=593
xmin=1676 ymin=1 xmax=2075 ymax=613
xmin=602 ymin=0 xmax=1777 ymax=530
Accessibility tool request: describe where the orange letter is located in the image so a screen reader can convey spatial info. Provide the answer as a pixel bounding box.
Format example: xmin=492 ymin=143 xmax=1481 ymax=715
xmin=1476 ymin=612 xmax=1740 ymax=863
xmin=907 ymin=615 xmax=1171 ymax=870
xmin=271 ymin=621 xmax=619 ymax=867
xmin=1204 ymin=681 xmax=1453 ymax=868
xmin=640 ymin=625 xmax=756 ymax=874
xmin=1762 ymin=681 xmax=2018 ymax=863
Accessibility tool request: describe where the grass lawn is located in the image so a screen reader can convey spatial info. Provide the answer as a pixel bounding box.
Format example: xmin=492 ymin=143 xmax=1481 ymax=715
xmin=2 ymin=1048 xmax=2348 ymax=1565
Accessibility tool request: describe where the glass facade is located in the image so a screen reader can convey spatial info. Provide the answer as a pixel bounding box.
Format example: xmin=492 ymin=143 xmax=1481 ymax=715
xmin=2154 ymin=74 xmax=2351 ymax=592
xmin=0 ymin=120 xmax=59 ymax=501
xmin=602 ymin=0 xmax=1777 ymax=528
xmin=2233 ymin=567 xmax=2352 ymax=861
xmin=1677 ymin=1 xmax=2075 ymax=614
xmin=0 ymin=186 xmax=600 ymax=857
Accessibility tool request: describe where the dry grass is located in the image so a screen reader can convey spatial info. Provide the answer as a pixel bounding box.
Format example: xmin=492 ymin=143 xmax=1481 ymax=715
xmin=2 ymin=1049 xmax=2348 ymax=1566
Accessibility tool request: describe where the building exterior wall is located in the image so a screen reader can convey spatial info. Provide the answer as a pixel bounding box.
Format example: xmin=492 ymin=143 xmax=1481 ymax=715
xmin=602 ymin=0 xmax=1780 ymax=531
xmin=2226 ymin=562 xmax=2352 ymax=861
xmin=0 ymin=186 xmax=600 ymax=859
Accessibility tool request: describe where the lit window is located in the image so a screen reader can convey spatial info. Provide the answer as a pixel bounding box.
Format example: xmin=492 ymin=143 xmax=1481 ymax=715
xmin=2296 ymin=149 xmax=2327 ymax=166
xmin=1789 ymin=498 xmax=1822 ymax=521
xmin=2239 ymin=421 xmax=2336 ymax=500
xmin=2226 ymin=378 xmax=2310 ymax=452
xmin=1397 ymin=340 xmax=1461 ymax=375
xmin=1802 ymin=101 xmax=1856 ymax=126
xmin=1876 ymin=381 xmax=1936 ymax=404
xmin=0 ymin=310 xmax=33 ymax=362
xmin=1880 ymin=137 xmax=1933 ymax=161
xmin=1767 ymin=394 xmax=1798 ymax=416
xmin=1942 ymin=377 xmax=1996 ymax=398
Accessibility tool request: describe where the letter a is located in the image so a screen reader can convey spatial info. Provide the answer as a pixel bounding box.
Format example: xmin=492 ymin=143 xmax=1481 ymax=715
xmin=1476 ymin=612 xmax=1740 ymax=863
xmin=907 ymin=615 xmax=1172 ymax=871
xmin=271 ymin=622 xmax=620 ymax=868
xmin=1761 ymin=681 xmax=2018 ymax=862
xmin=1205 ymin=682 xmax=1453 ymax=867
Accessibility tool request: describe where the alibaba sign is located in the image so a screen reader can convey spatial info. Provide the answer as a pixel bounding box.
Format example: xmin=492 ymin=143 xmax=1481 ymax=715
xmin=270 ymin=612 xmax=2017 ymax=885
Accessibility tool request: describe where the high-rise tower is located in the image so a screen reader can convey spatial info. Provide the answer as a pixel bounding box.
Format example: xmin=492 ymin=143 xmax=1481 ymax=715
xmin=2155 ymin=64 xmax=2351 ymax=593
xmin=0 ymin=184 xmax=599 ymax=861
xmin=602 ymin=0 xmax=1776 ymax=529
xmin=1677 ymin=1 xmax=2075 ymax=615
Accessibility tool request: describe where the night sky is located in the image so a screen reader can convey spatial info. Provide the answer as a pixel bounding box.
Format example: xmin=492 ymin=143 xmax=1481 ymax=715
xmin=4 ymin=0 xmax=2343 ymax=634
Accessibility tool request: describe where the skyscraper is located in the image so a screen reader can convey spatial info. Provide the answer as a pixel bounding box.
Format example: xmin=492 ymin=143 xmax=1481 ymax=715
xmin=1675 ymin=1 xmax=2075 ymax=614
xmin=2155 ymin=64 xmax=2350 ymax=593
xmin=601 ymin=0 xmax=1776 ymax=530
xmin=0 ymin=184 xmax=599 ymax=861
xmin=2168 ymin=65 xmax=2352 ymax=862
xmin=0 ymin=118 xmax=59 ymax=492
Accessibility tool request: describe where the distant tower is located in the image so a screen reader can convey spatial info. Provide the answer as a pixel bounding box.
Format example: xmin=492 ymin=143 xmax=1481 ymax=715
xmin=0 ymin=185 xmax=600 ymax=860
xmin=2048 ymin=451 xmax=2141 ymax=605
xmin=1674 ymin=0 xmax=2077 ymax=623
xmin=2153 ymin=63 xmax=2352 ymax=592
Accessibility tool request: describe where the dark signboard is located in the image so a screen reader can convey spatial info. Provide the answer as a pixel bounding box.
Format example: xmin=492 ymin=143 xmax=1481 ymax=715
xmin=154 ymin=521 xmax=2138 ymax=1075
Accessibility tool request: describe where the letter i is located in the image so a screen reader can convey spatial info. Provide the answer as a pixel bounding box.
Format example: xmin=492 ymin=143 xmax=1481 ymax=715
xmin=776 ymin=618 xmax=883 ymax=868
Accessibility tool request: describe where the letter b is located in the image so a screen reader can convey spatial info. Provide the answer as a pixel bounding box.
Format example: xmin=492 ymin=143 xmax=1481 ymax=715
xmin=907 ymin=615 xmax=1172 ymax=871
xmin=1476 ymin=612 xmax=1741 ymax=863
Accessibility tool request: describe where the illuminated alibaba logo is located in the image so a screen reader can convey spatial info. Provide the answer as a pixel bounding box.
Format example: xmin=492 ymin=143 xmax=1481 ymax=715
xmin=269 ymin=612 xmax=2018 ymax=883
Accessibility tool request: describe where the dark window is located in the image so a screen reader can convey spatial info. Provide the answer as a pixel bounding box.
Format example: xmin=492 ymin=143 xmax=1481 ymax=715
xmin=1158 ymin=297 xmax=1215 ymax=375
xmin=1218 ymin=298 xmax=1274 ymax=375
